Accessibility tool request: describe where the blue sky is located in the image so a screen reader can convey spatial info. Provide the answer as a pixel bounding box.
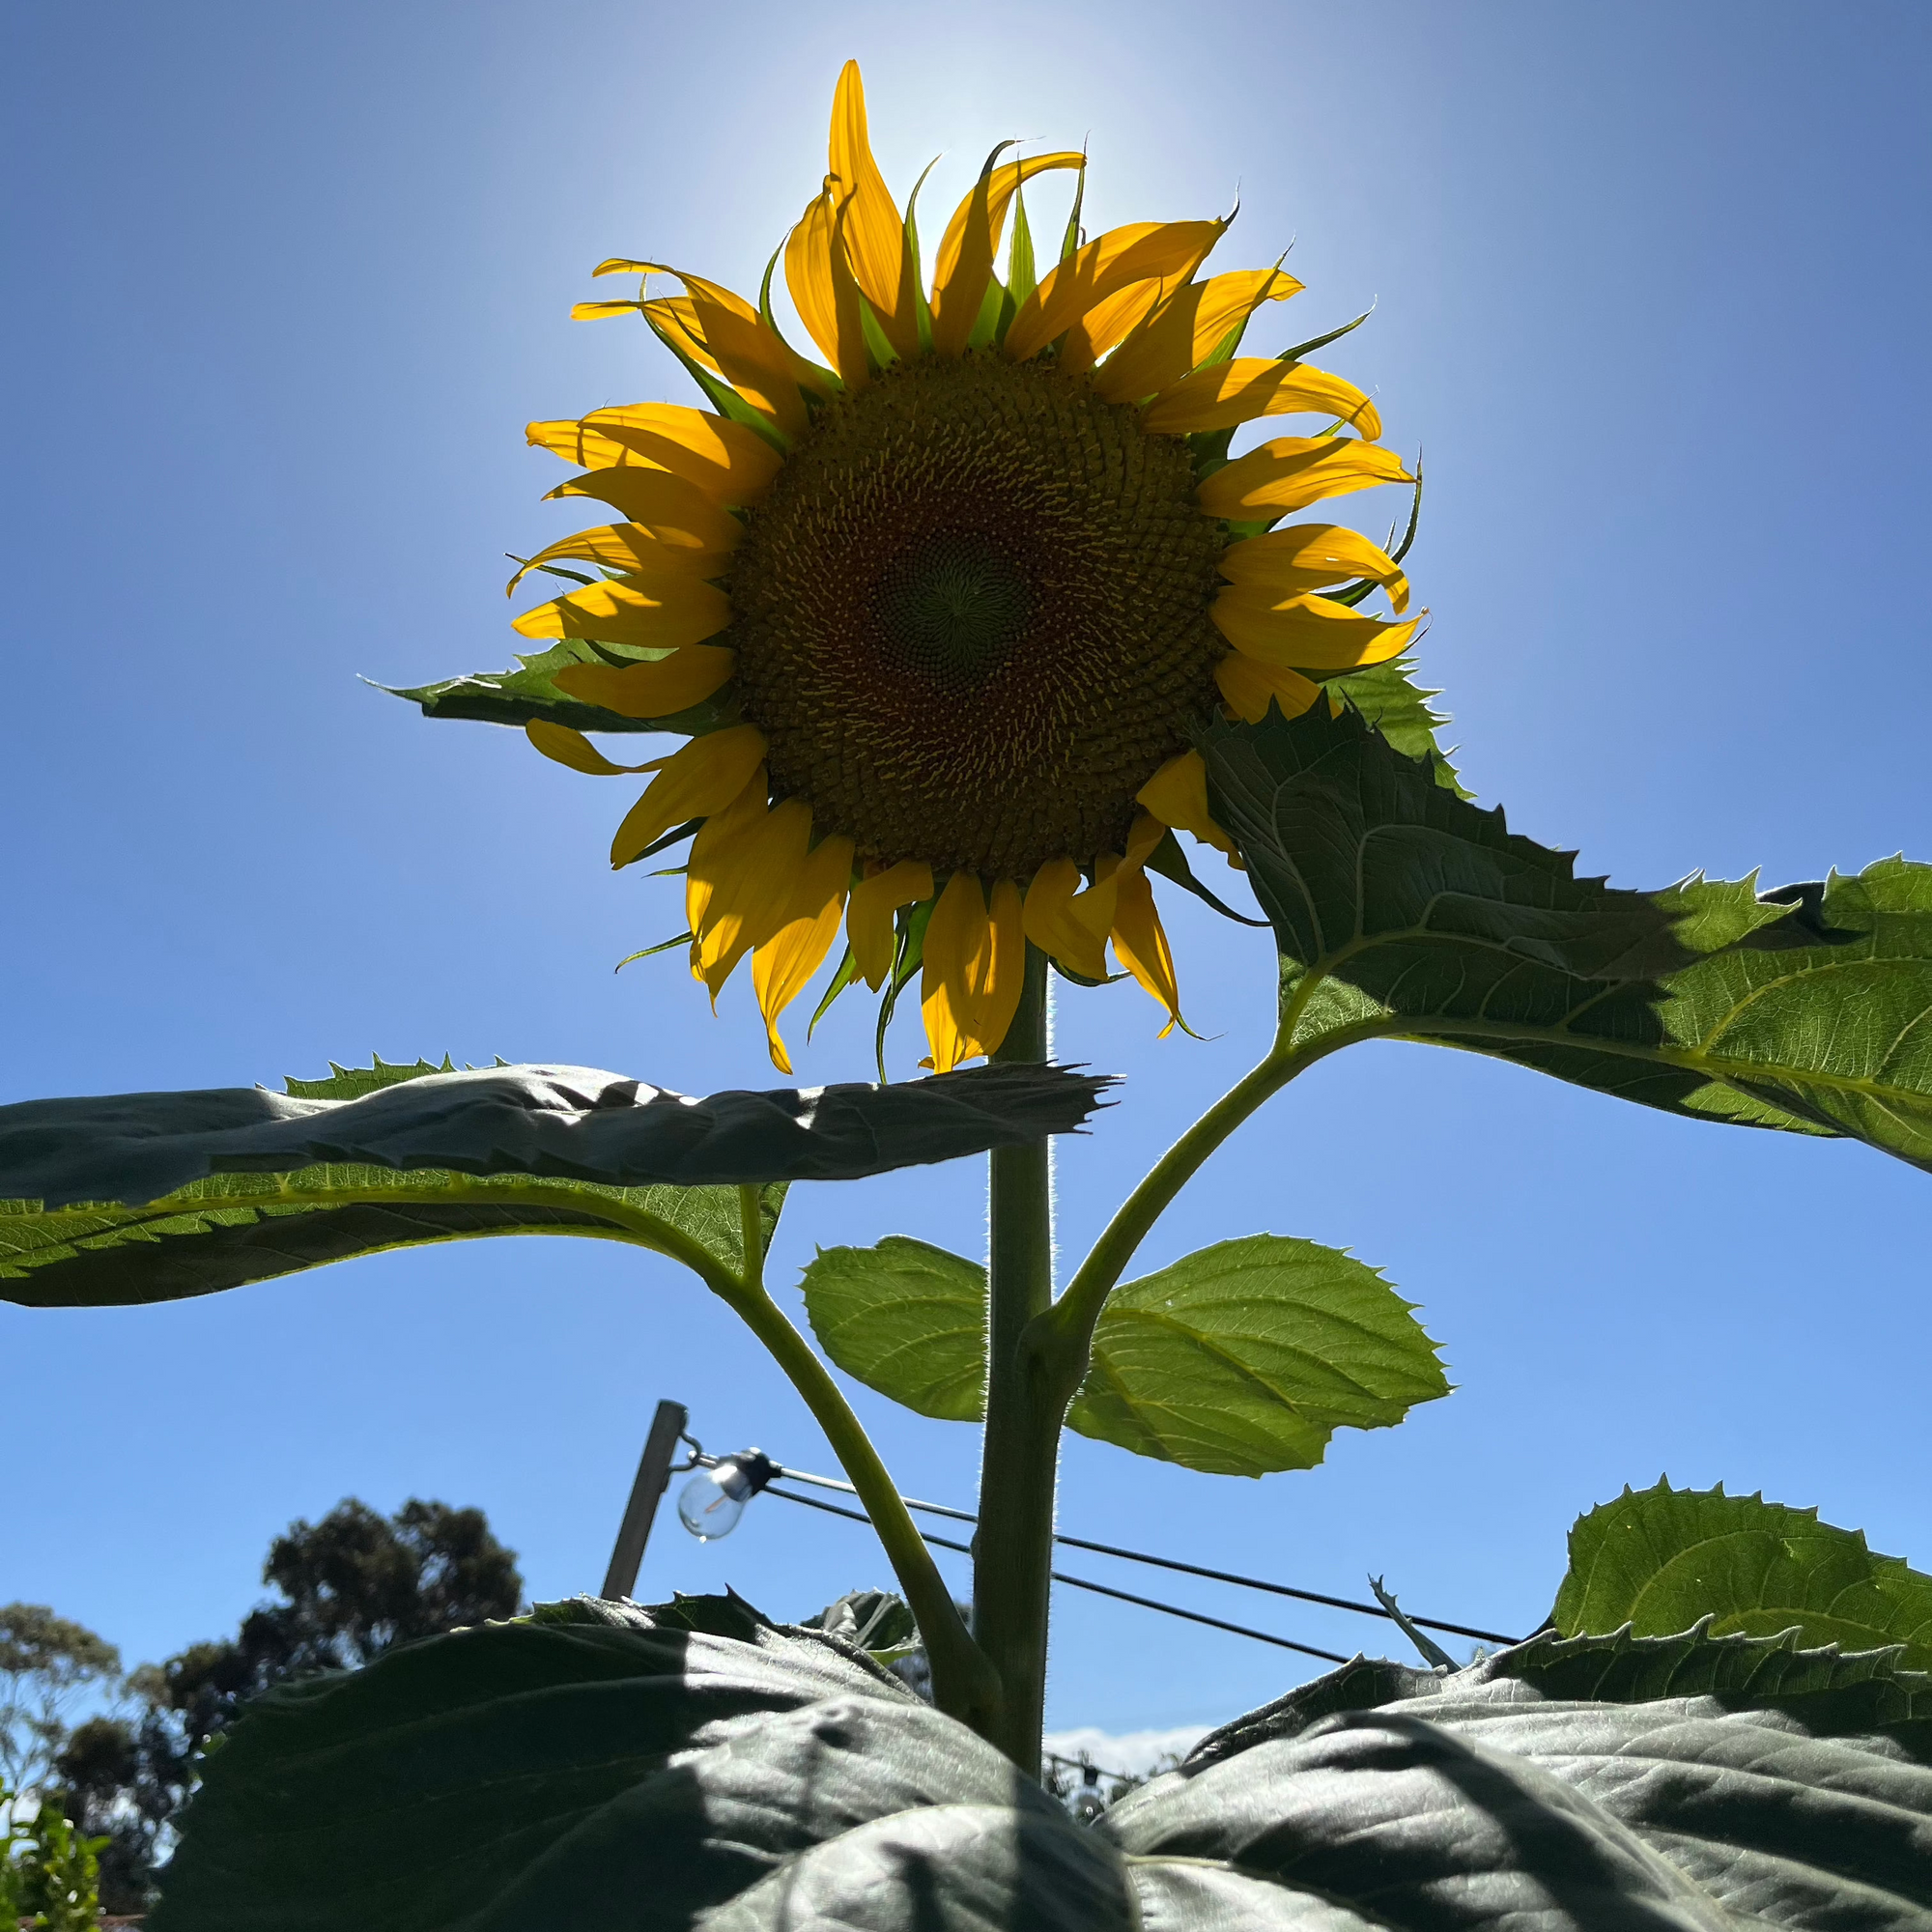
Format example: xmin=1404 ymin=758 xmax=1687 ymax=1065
xmin=4 ymin=0 xmax=1928 ymax=1743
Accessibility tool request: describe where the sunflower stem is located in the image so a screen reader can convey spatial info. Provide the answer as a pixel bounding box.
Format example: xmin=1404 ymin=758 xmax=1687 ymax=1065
xmin=973 ymin=943 xmax=1058 ymax=1774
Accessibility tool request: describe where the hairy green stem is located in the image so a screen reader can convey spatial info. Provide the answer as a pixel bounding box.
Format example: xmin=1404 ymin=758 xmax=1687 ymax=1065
xmin=712 ymin=1188 xmax=999 ymax=1731
xmin=973 ymin=946 xmax=1058 ymax=1774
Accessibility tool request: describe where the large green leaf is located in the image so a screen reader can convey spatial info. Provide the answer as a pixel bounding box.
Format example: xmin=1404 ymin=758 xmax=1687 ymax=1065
xmin=154 ymin=1592 xmax=1932 ymax=1929
xmin=382 ymin=639 xmax=737 ymax=736
xmin=1324 ymin=656 xmax=1464 ymax=794
xmin=1551 ymin=1480 xmax=1932 ymax=1668
xmin=801 ymin=1233 xmax=1446 ymax=1476
xmin=0 ymin=1060 xmax=1112 ymax=1309
xmin=1201 ymin=701 xmax=1932 ymax=1169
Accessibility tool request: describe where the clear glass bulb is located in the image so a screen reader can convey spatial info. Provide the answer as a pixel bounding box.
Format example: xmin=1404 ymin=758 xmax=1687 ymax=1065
xmin=677 ymin=1459 xmax=762 ymax=1541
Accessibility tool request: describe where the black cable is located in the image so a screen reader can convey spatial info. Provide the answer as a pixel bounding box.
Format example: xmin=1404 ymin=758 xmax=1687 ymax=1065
xmin=763 ymin=1485 xmax=1348 ymax=1664
xmin=768 ymin=1463 xmax=1520 ymax=1648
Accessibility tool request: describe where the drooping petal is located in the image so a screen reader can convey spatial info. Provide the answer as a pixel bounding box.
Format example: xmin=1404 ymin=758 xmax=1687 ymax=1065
xmin=541 ymin=468 xmax=742 ymax=559
xmin=1005 ymin=220 xmax=1226 ymax=362
xmin=753 ymin=834 xmax=857 ymax=1073
xmin=1218 ymin=524 xmax=1410 ymax=613
xmin=512 ymin=571 xmax=731 ymax=652
xmin=1093 ymin=268 xmax=1302 ymax=404
xmin=930 ymin=151 xmax=1085 ymax=355
xmin=690 ymin=797 xmax=813 ymax=999
xmin=553 ymin=645 xmax=736 ymax=719
xmin=507 ymin=522 xmax=731 ymax=593
xmin=827 ymin=61 xmax=920 ymax=361
xmin=1021 ymin=859 xmax=1111 ymax=980
xmin=920 ymin=871 xmax=991 ymax=1074
xmin=1212 ymin=589 xmax=1420 ymax=668
xmin=846 ymin=859 xmax=934 ymax=989
xmin=685 ymin=773 xmax=769 ymax=961
xmin=1214 ymin=651 xmax=1322 ymax=724
xmin=677 ymin=282 xmax=811 ymax=440
xmin=971 ymin=879 xmax=1028 ymax=1058
xmin=527 ymin=405 xmax=782 ymax=506
xmin=609 ymin=725 xmax=767 ymax=868
xmin=1105 ymin=860 xmax=1188 ymax=1038
xmin=1142 ymin=359 xmax=1381 ymax=440
xmin=786 ymin=178 xmax=871 ymax=385
xmin=524 ymin=723 xmax=666 ymax=777
xmin=1197 ymin=437 xmax=1415 ymax=521
xmin=1135 ymin=750 xmax=1237 ymax=858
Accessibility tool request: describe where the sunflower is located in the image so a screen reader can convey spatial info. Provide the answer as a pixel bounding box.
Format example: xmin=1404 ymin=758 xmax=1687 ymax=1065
xmin=513 ymin=61 xmax=1419 ymax=1075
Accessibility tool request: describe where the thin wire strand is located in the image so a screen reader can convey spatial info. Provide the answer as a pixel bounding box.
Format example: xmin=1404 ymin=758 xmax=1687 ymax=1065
xmin=763 ymin=1485 xmax=1349 ymax=1664
xmin=766 ymin=1462 xmax=1520 ymax=1648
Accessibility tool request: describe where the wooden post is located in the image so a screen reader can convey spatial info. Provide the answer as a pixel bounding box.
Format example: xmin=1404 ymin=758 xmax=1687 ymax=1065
xmin=601 ymin=1399 xmax=688 ymax=1600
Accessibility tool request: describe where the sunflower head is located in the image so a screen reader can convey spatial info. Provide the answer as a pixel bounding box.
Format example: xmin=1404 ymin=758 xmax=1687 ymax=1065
xmin=512 ymin=62 xmax=1420 ymax=1075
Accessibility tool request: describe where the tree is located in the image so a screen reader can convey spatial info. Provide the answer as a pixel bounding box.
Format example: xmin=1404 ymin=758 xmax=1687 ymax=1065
xmin=46 ymin=1498 xmax=521 ymax=1913
xmin=0 ymin=1608 xmax=119 ymax=1802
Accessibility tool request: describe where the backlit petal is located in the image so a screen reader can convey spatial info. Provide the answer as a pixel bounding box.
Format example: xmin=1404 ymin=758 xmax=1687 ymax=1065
xmin=753 ymin=835 xmax=857 ymax=1072
xmin=1108 ymin=865 xmax=1187 ymax=1038
xmin=1136 ymin=751 xmax=1236 ymax=858
xmin=786 ymin=178 xmax=870 ymax=385
xmin=1219 ymin=524 xmax=1410 ymax=614
xmin=524 ymin=722 xmax=665 ymax=777
xmin=1005 ymin=220 xmax=1225 ymax=363
xmin=610 ymin=725 xmax=767 ymax=868
xmin=507 ymin=521 xmax=731 ymax=593
xmin=1212 ymin=590 xmax=1419 ymax=668
xmin=920 ymin=871 xmax=989 ymax=1074
xmin=1022 ymin=859 xmax=1110 ymax=980
xmin=1056 ymin=278 xmax=1171 ymax=375
xmin=691 ymin=797 xmax=812 ymax=999
xmin=512 ymin=572 xmax=731 ymax=651
xmin=685 ymin=773 xmax=769 ymax=958
xmin=1197 ymin=438 xmax=1415 ymax=521
xmin=827 ymin=61 xmax=919 ymax=360
xmin=553 ymin=645 xmax=735 ymax=719
xmin=1214 ymin=651 xmax=1322 ymax=724
xmin=847 ymin=859 xmax=934 ymax=989
xmin=527 ymin=405 xmax=781 ymax=506
xmin=1143 ymin=359 xmax=1381 ymax=440
xmin=541 ymin=467 xmax=742 ymax=557
xmin=930 ymin=151 xmax=1085 ymax=355
xmin=1094 ymin=268 xmax=1301 ymax=404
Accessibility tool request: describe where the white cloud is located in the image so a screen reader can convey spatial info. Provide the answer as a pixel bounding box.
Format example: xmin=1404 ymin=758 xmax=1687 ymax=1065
xmin=1040 ymin=1722 xmax=1208 ymax=1779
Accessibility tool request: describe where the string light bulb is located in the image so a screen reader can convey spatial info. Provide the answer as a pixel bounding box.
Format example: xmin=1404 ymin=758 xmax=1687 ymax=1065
xmin=677 ymin=1450 xmax=777 ymax=1541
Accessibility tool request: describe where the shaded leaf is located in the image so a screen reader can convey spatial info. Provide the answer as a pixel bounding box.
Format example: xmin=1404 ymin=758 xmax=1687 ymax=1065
xmin=802 ymin=1589 xmax=920 ymax=1655
xmin=1326 ymin=655 xmax=1463 ymax=794
xmin=1551 ymin=1480 xmax=1932 ymax=1668
xmin=1068 ymin=1236 xmax=1449 ymax=1476
xmin=802 ymin=1237 xmax=986 ymax=1423
xmin=1202 ymin=701 xmax=1932 ymax=1170
xmin=0 ymin=1061 xmax=1113 ymax=1309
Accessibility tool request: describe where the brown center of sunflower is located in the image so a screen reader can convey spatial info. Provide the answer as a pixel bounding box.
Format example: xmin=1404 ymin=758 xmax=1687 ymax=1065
xmin=726 ymin=352 xmax=1227 ymax=880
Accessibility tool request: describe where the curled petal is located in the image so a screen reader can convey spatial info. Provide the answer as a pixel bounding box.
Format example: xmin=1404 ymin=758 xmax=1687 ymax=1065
xmin=847 ymin=860 xmax=935 ymax=990
xmin=524 ymin=723 xmax=665 ymax=778
xmin=753 ymin=835 xmax=858 ymax=1072
xmin=1219 ymin=524 xmax=1410 ymax=614
xmin=930 ymin=152 xmax=1085 ymax=355
xmin=786 ymin=178 xmax=871 ymax=385
xmin=1022 ymin=859 xmax=1110 ymax=981
xmin=610 ymin=725 xmax=766 ymax=869
xmin=553 ymin=645 xmax=735 ymax=719
xmin=1212 ymin=590 xmax=1420 ymax=669
xmin=1143 ymin=359 xmax=1381 ymax=440
xmin=1105 ymin=862 xmax=1188 ymax=1038
xmin=1136 ymin=751 xmax=1237 ymax=859
xmin=1005 ymin=219 xmax=1226 ymax=362
xmin=1198 ymin=438 xmax=1414 ymax=521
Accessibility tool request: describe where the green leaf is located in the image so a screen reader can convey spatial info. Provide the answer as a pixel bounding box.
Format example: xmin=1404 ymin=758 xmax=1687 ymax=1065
xmin=0 ymin=1061 xmax=1113 ymax=1308
xmin=381 ymin=639 xmax=738 ymax=736
xmin=801 ymin=1236 xmax=986 ymax=1422
xmin=802 ymin=1588 xmax=921 ymax=1655
xmin=1550 ymin=1480 xmax=1932 ymax=1668
xmin=1325 ymin=655 xmax=1464 ymax=793
xmin=1067 ymin=1235 xmax=1449 ymax=1476
xmin=1202 ymin=700 xmax=1932 ymax=1170
xmin=155 ymin=1591 xmax=1932 ymax=1928
xmin=802 ymin=1232 xmax=1447 ymax=1477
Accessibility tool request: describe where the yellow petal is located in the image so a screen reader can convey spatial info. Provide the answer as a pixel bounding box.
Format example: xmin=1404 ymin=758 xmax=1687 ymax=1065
xmin=639 ymin=296 xmax=718 ymax=371
xmin=685 ymin=772 xmax=769 ymax=956
xmin=541 ymin=468 xmax=741 ymax=557
xmin=827 ymin=61 xmax=919 ymax=361
xmin=1005 ymin=219 xmax=1226 ymax=363
xmin=974 ymin=879 xmax=1028 ymax=1057
xmin=846 ymin=859 xmax=934 ymax=989
xmin=507 ymin=522 xmax=730 ymax=593
xmin=675 ymin=281 xmax=810 ymax=440
xmin=929 ymin=151 xmax=1085 ymax=356
xmin=1021 ymin=859 xmax=1110 ymax=980
xmin=920 ymin=872 xmax=988 ymax=1074
xmin=553 ymin=645 xmax=735 ymax=719
xmin=1136 ymin=751 xmax=1236 ymax=858
xmin=753 ymin=835 xmax=857 ymax=1072
xmin=1212 ymin=590 xmax=1419 ymax=668
xmin=785 ymin=178 xmax=871 ymax=385
xmin=512 ymin=571 xmax=731 ymax=651
xmin=1056 ymin=277 xmax=1171 ymax=375
xmin=1198 ymin=438 xmax=1415 ymax=521
xmin=527 ymin=405 xmax=781 ymax=507
xmin=690 ymin=797 xmax=814 ymax=998
xmin=1094 ymin=268 xmax=1302 ymax=404
xmin=1214 ymin=651 xmax=1322 ymax=724
xmin=524 ymin=721 xmax=665 ymax=777
xmin=1143 ymin=359 xmax=1381 ymax=440
xmin=1218 ymin=524 xmax=1410 ymax=614
xmin=1108 ymin=866 xmax=1187 ymax=1038
xmin=609 ymin=725 xmax=766 ymax=868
